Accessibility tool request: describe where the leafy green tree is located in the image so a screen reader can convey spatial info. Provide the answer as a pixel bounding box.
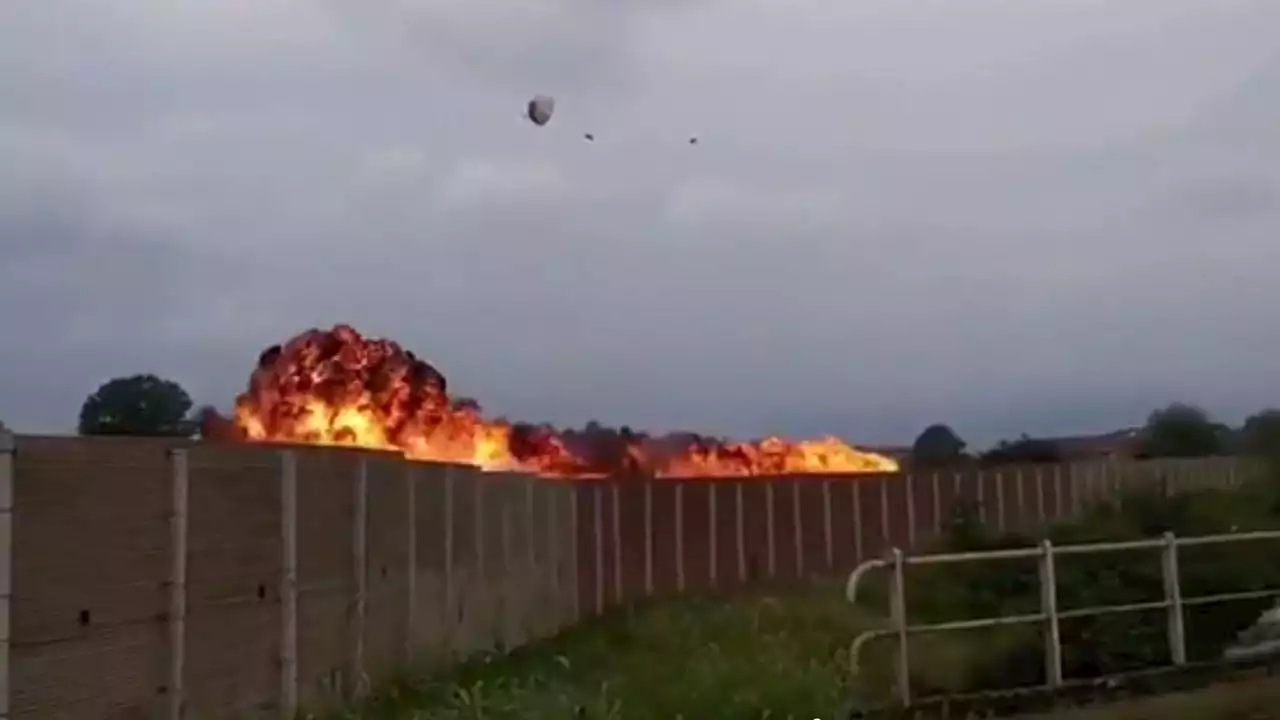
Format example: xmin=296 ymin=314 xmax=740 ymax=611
xmin=78 ymin=374 xmax=195 ymax=437
xmin=1138 ymin=403 xmax=1229 ymax=458
xmin=1240 ymin=409 xmax=1280 ymax=457
xmin=911 ymin=423 xmax=967 ymax=465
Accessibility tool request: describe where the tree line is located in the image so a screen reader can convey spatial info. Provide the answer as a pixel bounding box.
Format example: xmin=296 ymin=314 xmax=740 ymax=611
xmin=909 ymin=403 xmax=1280 ymax=467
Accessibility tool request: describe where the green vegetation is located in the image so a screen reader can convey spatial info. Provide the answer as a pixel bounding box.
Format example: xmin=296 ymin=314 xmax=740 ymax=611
xmin=329 ymin=586 xmax=890 ymax=719
xmin=77 ymin=373 xmax=198 ymax=437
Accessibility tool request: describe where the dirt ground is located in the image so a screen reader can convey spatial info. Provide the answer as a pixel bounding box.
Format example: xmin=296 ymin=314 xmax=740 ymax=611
xmin=1033 ymin=675 xmax=1280 ymax=719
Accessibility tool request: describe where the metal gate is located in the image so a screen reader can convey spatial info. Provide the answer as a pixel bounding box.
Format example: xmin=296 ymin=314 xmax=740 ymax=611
xmin=845 ymin=530 xmax=1280 ymax=706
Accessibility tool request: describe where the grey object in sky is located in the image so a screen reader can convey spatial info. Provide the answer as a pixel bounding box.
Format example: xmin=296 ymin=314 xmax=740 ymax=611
xmin=526 ymin=94 xmax=555 ymax=126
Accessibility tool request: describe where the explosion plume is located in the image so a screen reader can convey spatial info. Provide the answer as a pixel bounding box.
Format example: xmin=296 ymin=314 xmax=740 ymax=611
xmin=209 ymin=325 xmax=899 ymax=477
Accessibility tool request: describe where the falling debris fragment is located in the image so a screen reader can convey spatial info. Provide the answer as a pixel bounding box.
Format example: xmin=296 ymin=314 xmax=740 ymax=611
xmin=526 ymin=94 xmax=555 ymax=126
xmin=523 ymin=95 xmax=699 ymax=147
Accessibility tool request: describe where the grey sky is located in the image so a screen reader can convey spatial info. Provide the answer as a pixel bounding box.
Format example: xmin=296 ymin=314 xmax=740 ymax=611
xmin=2 ymin=0 xmax=1278 ymax=447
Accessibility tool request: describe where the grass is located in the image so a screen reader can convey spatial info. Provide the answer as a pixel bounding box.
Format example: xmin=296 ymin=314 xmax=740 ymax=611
xmin=326 ymin=579 xmax=1280 ymax=720
xmin=331 ymin=582 xmax=911 ymax=719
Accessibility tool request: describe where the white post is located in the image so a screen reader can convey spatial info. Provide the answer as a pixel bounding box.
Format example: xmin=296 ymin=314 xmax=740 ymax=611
xmin=167 ymin=449 xmax=189 ymax=720
xmin=405 ymin=465 xmax=417 ymax=662
xmin=279 ymin=451 xmax=298 ymax=716
xmin=1039 ymin=539 xmax=1062 ymax=687
xmin=1162 ymin=532 xmax=1187 ymax=665
xmin=350 ymin=458 xmax=368 ymax=698
xmin=0 ymin=431 xmax=11 ymax=720
xmin=889 ymin=548 xmax=910 ymax=706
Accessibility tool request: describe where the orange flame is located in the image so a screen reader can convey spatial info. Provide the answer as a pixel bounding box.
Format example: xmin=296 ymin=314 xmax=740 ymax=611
xmin=224 ymin=325 xmax=899 ymax=477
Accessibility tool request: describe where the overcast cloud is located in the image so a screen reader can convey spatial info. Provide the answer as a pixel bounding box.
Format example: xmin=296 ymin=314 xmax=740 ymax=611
xmin=2 ymin=0 xmax=1278 ymax=447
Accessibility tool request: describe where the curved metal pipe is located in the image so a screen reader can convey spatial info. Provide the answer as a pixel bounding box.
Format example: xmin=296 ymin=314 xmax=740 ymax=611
xmin=845 ymin=558 xmax=888 ymax=605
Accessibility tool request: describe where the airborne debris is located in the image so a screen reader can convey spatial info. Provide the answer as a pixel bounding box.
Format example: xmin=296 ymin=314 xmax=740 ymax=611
xmin=525 ymin=95 xmax=699 ymax=147
xmin=526 ymin=94 xmax=555 ymax=126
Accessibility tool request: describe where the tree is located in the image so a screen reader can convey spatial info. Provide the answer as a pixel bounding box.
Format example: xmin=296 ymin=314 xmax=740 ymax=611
xmin=78 ymin=374 xmax=195 ymax=437
xmin=1240 ymin=409 xmax=1280 ymax=458
xmin=1138 ymin=403 xmax=1228 ymax=458
xmin=981 ymin=434 xmax=1063 ymax=465
xmin=912 ymin=423 xmax=967 ymax=465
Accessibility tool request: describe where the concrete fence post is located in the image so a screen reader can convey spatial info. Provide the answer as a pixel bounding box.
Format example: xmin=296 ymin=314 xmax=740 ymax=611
xmin=791 ymin=482 xmax=803 ymax=577
xmin=279 ymin=451 xmax=298 ymax=717
xmin=592 ymin=485 xmax=604 ymax=614
xmin=1034 ymin=467 xmax=1046 ymax=524
xmin=404 ymin=465 xmax=417 ymax=663
xmin=349 ymin=458 xmax=369 ymax=699
xmin=708 ymin=482 xmax=719 ymax=585
xmin=166 ymin=449 xmax=189 ymax=720
xmin=851 ymin=481 xmax=864 ymax=563
xmin=995 ymin=471 xmax=1006 ymax=531
xmin=764 ymin=482 xmax=776 ymax=577
xmin=643 ymin=481 xmax=654 ymax=595
xmin=0 ymin=430 xmax=16 ymax=720
xmin=821 ymin=481 xmax=834 ymax=571
xmin=568 ymin=483 xmax=580 ymax=621
xmin=976 ymin=469 xmax=987 ymax=524
xmin=879 ymin=478 xmax=891 ymax=547
xmin=674 ymin=484 xmax=686 ymax=592
xmin=930 ymin=472 xmax=941 ymax=538
xmin=734 ymin=482 xmax=746 ymax=582
xmin=904 ymin=473 xmax=916 ymax=550
xmin=610 ymin=484 xmax=622 ymax=604
xmin=1014 ymin=469 xmax=1026 ymax=529
xmin=442 ymin=466 xmax=456 ymax=651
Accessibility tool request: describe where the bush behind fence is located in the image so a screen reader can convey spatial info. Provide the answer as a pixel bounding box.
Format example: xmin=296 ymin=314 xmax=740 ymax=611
xmin=0 ymin=432 xmax=1261 ymax=718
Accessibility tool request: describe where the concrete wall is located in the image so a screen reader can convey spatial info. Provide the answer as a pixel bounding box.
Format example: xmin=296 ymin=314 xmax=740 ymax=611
xmin=0 ymin=431 xmax=1259 ymax=719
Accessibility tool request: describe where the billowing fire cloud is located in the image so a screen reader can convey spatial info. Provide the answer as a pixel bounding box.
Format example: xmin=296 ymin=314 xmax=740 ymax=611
xmin=206 ymin=325 xmax=899 ymax=477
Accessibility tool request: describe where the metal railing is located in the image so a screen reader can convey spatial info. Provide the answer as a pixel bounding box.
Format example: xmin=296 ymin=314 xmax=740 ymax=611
xmin=845 ymin=530 xmax=1280 ymax=707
